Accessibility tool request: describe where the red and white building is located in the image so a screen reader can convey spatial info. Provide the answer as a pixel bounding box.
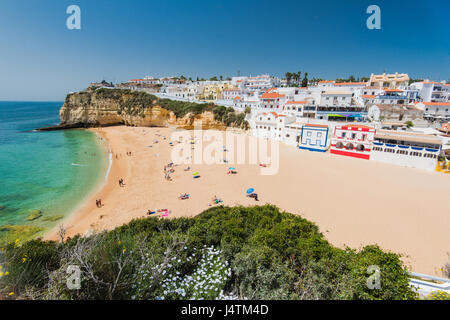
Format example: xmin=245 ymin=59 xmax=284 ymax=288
xmin=260 ymin=90 xmax=286 ymax=111
xmin=330 ymin=124 xmax=376 ymax=160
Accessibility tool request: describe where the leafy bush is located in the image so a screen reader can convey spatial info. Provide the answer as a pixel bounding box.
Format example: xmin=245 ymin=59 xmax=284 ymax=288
xmin=0 ymin=205 xmax=417 ymax=300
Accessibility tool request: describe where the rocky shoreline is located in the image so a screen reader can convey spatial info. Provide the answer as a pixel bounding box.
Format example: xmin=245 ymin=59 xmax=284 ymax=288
xmin=36 ymin=88 xmax=249 ymax=132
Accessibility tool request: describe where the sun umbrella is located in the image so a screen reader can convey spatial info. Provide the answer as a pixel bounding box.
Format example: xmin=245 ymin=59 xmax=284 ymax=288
xmin=229 ymin=167 xmax=236 ymax=170
xmin=193 ymin=172 xmax=199 ymax=176
xmin=246 ymin=188 xmax=254 ymax=194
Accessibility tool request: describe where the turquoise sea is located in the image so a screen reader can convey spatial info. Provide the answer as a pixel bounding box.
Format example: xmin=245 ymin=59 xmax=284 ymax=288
xmin=0 ymin=102 xmax=109 ymax=242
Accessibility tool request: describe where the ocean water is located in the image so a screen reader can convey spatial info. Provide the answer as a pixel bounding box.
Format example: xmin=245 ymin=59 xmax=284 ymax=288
xmin=0 ymin=101 xmax=108 ymax=242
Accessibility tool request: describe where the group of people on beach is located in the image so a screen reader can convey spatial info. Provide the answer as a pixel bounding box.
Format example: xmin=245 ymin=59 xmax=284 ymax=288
xmin=95 ymin=199 xmax=103 ymax=208
xmin=113 ymin=151 xmax=132 ymax=159
xmin=164 ymin=163 xmax=174 ymax=181
xmin=211 ymin=195 xmax=223 ymax=205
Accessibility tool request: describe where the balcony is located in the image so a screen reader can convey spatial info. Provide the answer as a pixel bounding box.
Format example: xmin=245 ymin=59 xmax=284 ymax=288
xmin=376 ymin=95 xmax=408 ymax=100
xmin=317 ymin=106 xmax=365 ymax=112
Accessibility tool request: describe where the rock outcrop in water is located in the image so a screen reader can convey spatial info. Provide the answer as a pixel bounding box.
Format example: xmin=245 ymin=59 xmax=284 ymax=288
xmin=43 ymin=88 xmax=248 ymax=131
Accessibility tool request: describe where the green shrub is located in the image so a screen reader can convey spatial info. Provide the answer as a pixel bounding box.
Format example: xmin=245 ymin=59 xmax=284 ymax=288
xmin=0 ymin=205 xmax=417 ymax=300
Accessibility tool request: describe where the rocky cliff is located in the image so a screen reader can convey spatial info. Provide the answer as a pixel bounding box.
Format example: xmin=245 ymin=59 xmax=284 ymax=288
xmin=57 ymin=88 xmax=232 ymax=130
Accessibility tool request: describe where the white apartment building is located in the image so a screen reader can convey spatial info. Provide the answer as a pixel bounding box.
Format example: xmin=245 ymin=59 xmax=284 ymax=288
xmin=333 ymin=82 xmax=367 ymax=93
xmin=410 ymin=81 xmax=449 ymax=103
xmin=320 ymin=91 xmax=353 ymax=106
xmin=161 ymin=83 xmax=203 ymax=100
xmin=373 ymin=88 xmax=409 ymax=105
xmin=416 ymin=102 xmax=450 ymax=120
xmin=223 ymin=88 xmax=242 ymax=100
xmin=233 ymin=96 xmax=261 ymax=112
xmin=245 ymin=75 xmax=280 ymax=91
xmin=252 ymin=111 xmax=295 ymax=141
xmin=317 ymin=80 xmax=335 ymax=89
xmin=282 ymin=101 xmax=308 ymax=118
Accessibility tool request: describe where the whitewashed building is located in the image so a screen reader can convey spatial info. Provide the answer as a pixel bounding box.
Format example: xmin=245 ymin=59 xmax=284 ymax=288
xmin=223 ymin=88 xmax=242 ymax=100
xmin=252 ymin=112 xmax=295 ymax=141
xmin=410 ymin=81 xmax=449 ymax=103
xmin=415 ymin=102 xmax=450 ymax=120
xmin=371 ymin=130 xmax=442 ymax=171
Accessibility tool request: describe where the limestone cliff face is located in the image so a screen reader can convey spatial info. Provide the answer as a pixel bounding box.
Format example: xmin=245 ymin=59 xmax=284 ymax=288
xmin=59 ymin=89 xmax=224 ymax=129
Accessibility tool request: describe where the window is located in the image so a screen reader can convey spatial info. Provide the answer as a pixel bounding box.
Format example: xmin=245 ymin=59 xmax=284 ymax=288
xmin=342 ymin=132 xmax=346 ymax=138
xmin=362 ymin=134 xmax=367 ymax=141
xmin=352 ymin=133 xmax=356 ymax=139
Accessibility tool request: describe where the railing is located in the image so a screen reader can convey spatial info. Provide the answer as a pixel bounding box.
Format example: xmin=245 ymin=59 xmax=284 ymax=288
xmin=409 ymin=272 xmax=450 ymax=296
xmin=376 ymin=95 xmax=408 ymax=99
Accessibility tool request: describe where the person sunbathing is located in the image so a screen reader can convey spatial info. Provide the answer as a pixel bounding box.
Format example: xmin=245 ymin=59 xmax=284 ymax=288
xmin=247 ymin=193 xmax=259 ymax=201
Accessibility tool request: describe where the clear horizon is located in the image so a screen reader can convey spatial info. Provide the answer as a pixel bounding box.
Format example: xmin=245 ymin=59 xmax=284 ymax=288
xmin=0 ymin=0 xmax=449 ymax=101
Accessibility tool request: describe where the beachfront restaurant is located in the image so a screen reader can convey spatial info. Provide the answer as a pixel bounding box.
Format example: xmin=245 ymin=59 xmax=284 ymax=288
xmin=330 ymin=124 xmax=376 ymax=160
xmin=370 ymin=130 xmax=442 ymax=171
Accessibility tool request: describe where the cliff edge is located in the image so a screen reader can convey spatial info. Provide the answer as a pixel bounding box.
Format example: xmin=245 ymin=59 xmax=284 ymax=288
xmin=46 ymin=88 xmax=248 ymax=130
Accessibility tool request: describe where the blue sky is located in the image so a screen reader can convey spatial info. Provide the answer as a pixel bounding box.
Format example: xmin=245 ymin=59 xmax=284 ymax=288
xmin=0 ymin=0 xmax=449 ymax=101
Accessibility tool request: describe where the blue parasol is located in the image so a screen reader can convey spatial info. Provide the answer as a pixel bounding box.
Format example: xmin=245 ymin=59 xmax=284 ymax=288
xmin=246 ymin=188 xmax=254 ymax=194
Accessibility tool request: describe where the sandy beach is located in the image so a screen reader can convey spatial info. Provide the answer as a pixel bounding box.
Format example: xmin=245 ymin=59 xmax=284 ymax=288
xmin=45 ymin=126 xmax=450 ymax=275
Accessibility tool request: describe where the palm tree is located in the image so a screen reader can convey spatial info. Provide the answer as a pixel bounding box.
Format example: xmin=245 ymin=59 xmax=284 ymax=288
xmin=285 ymin=72 xmax=292 ymax=85
xmin=296 ymin=71 xmax=302 ymax=84
xmin=302 ymin=72 xmax=309 ymax=87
